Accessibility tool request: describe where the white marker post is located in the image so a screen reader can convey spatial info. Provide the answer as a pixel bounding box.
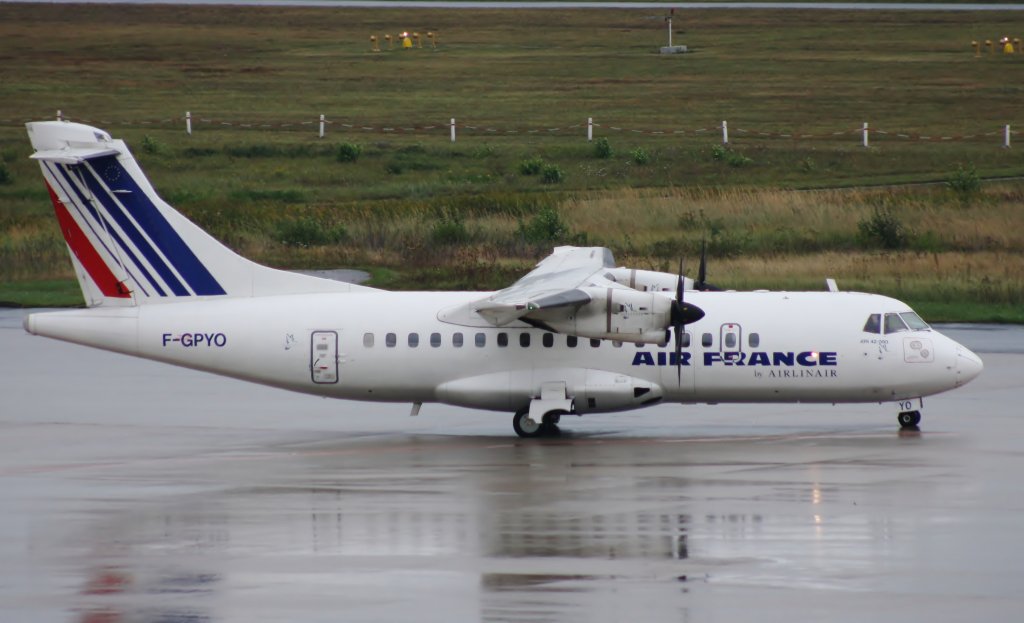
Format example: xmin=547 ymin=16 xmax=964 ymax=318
xmin=57 ymin=109 xmax=63 ymax=121
xmin=186 ymin=111 xmax=192 ymax=136
xmin=319 ymin=114 xmax=325 ymax=139
xmin=450 ymin=117 xmax=456 ymax=143
xmin=862 ymin=122 xmax=869 ymax=148
xmin=722 ymin=120 xmax=728 ymax=144
xmin=1005 ymin=124 xmax=1011 ymax=149
xmin=588 ymin=117 xmax=593 ymax=142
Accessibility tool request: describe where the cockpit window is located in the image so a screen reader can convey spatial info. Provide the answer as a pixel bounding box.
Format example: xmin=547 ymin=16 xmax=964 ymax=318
xmin=863 ymin=314 xmax=881 ymax=334
xmin=884 ymin=312 xmax=909 ymax=334
xmin=900 ymin=312 xmax=930 ymax=331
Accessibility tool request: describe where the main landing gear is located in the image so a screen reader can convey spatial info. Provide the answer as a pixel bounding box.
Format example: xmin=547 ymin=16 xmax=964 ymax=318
xmin=513 ymin=409 xmax=565 ymax=438
xmin=897 ymin=410 xmax=921 ymax=430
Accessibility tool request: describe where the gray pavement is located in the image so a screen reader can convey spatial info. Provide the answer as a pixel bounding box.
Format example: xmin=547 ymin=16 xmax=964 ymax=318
xmin=1 ymin=309 xmax=1022 ymax=622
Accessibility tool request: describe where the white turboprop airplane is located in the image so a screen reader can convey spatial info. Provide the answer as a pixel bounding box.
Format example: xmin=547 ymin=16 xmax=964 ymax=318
xmin=22 ymin=121 xmax=983 ymax=437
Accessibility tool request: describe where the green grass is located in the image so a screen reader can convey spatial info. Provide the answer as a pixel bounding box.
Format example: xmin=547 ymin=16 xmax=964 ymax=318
xmin=1 ymin=4 xmax=1023 ymax=319
xmin=0 ymin=280 xmax=83 ymax=308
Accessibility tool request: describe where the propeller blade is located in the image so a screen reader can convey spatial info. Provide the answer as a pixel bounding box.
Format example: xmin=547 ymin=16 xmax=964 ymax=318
xmin=697 ymin=239 xmax=707 ymax=291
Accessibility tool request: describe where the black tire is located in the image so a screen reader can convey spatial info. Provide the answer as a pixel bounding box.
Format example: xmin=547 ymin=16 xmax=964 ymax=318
xmin=513 ymin=409 xmax=544 ymax=438
xmin=540 ymin=410 xmax=565 ymax=436
xmin=898 ymin=410 xmax=921 ymax=429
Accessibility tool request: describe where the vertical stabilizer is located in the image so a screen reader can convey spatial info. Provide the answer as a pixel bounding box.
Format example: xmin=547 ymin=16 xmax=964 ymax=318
xmin=27 ymin=121 xmax=372 ymax=307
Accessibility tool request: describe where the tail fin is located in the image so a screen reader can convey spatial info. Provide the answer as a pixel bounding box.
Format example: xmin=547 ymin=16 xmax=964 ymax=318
xmin=27 ymin=121 xmax=373 ymax=307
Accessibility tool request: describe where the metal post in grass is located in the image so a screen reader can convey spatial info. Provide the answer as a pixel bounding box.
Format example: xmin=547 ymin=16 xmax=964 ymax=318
xmin=588 ymin=117 xmax=593 ymax=142
xmin=450 ymin=118 xmax=456 ymax=143
xmin=319 ymin=114 xmax=325 ymax=139
xmin=186 ymin=111 xmax=192 ymax=136
xmin=1005 ymin=124 xmax=1011 ymax=149
xmin=722 ymin=120 xmax=728 ymax=144
xmin=862 ymin=122 xmax=869 ymax=148
xmin=57 ymin=110 xmax=62 ymax=121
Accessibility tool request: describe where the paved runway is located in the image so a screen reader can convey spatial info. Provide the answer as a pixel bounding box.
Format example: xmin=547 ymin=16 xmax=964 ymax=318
xmin=1 ymin=309 xmax=1021 ymax=622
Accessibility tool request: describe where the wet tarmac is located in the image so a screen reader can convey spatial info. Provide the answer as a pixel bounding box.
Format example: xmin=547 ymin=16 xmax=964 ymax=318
xmin=1 ymin=310 xmax=1022 ymax=622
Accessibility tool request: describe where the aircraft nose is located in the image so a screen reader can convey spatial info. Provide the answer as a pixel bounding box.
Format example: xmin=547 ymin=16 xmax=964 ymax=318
xmin=955 ymin=345 xmax=984 ymax=387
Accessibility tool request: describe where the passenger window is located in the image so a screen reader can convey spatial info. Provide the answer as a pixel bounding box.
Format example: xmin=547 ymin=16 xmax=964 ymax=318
xmin=520 ymin=333 xmax=530 ymax=347
xmin=543 ymin=333 xmax=554 ymax=348
xmin=567 ymin=336 xmax=578 ymax=348
xmin=680 ymin=331 xmax=691 ymax=348
xmin=590 ymin=338 xmax=601 ymax=348
xmin=453 ymin=332 xmax=464 ymax=348
xmin=900 ymin=312 xmax=930 ymax=331
xmin=884 ymin=313 xmax=909 ymax=334
xmin=430 ymin=332 xmax=441 ymax=348
xmin=475 ymin=333 xmax=486 ymax=347
xmin=749 ymin=333 xmax=760 ymax=348
xmin=408 ymin=333 xmax=419 ymax=347
xmin=863 ymin=314 xmax=881 ymax=334
xmin=386 ymin=333 xmax=397 ymax=348
xmin=363 ymin=332 xmax=374 ymax=348
xmin=497 ymin=332 xmax=509 ymax=347
xmin=702 ymin=333 xmax=713 ymax=348
xmin=725 ymin=333 xmax=737 ymax=348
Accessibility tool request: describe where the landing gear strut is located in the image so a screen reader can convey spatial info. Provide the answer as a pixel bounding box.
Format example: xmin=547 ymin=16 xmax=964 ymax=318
xmin=897 ymin=410 xmax=921 ymax=430
xmin=513 ymin=409 xmax=564 ymax=438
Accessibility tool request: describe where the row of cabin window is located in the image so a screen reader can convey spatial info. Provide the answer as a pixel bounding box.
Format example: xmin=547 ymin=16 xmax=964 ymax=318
xmin=363 ymin=331 xmax=762 ymax=349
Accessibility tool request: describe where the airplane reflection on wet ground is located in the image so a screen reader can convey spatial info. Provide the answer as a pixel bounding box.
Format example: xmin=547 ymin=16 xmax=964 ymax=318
xmin=1 ymin=312 xmax=1022 ymax=623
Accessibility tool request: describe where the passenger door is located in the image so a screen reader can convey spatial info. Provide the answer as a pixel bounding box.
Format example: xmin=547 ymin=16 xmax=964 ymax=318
xmin=310 ymin=330 xmax=339 ymax=384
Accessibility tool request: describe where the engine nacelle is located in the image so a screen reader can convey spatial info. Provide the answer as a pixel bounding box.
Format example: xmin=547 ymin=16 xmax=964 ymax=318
xmin=542 ymin=286 xmax=671 ymax=344
xmin=436 ymin=368 xmax=664 ymax=413
xmin=604 ymin=267 xmax=690 ymax=293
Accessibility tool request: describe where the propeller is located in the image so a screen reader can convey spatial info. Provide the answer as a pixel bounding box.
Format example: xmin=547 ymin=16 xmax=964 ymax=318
xmin=694 ymin=238 xmax=720 ymax=292
xmin=670 ymin=258 xmax=705 ymax=385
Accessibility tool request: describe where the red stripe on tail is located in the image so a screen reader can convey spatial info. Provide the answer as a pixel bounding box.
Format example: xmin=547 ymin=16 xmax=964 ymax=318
xmin=46 ymin=183 xmax=131 ymax=299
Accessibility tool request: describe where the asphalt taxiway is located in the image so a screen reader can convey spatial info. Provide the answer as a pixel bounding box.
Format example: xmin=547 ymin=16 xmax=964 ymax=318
xmin=1 ymin=310 xmax=1022 ymax=622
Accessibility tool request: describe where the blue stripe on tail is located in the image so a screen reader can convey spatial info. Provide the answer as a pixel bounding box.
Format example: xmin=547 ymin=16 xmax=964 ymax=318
xmin=85 ymin=156 xmax=226 ymax=296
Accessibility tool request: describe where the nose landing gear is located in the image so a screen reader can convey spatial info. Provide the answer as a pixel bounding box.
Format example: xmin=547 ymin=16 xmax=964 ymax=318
xmin=897 ymin=410 xmax=921 ymax=430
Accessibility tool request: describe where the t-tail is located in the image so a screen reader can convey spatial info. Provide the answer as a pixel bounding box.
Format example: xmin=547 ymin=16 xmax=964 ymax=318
xmin=27 ymin=120 xmax=371 ymax=307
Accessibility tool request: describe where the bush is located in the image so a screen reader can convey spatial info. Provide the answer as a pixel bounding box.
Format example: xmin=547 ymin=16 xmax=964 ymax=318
xmin=141 ymin=135 xmax=164 ymax=155
xmin=593 ymin=137 xmax=612 ymax=159
xmin=947 ymin=164 xmax=981 ymax=206
xmin=275 ymin=216 xmax=347 ymax=247
xmin=430 ymin=210 xmax=470 ymax=245
xmin=518 ymin=156 xmax=544 ymax=176
xmin=520 ymin=206 xmax=570 ymax=243
xmin=337 ymin=142 xmax=362 ymax=163
xmin=541 ymin=164 xmax=565 ymax=184
xmin=631 ymin=147 xmax=649 ymax=165
xmin=0 ymin=161 xmax=10 ymax=185
xmin=712 ymin=144 xmax=751 ymax=167
xmin=858 ymin=206 xmax=909 ymax=249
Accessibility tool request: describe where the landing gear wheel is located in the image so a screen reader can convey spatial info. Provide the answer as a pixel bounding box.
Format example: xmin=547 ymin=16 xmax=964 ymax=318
xmin=898 ymin=410 xmax=921 ymax=429
xmin=513 ymin=409 xmax=544 ymax=438
xmin=541 ymin=410 xmax=564 ymax=436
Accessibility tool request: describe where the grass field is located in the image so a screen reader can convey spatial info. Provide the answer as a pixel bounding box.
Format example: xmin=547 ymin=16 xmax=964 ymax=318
xmin=1 ymin=3 xmax=1023 ymax=321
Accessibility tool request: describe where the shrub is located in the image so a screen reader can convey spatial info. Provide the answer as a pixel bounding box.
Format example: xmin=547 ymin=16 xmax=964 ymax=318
xmin=541 ymin=164 xmax=565 ymax=184
xmin=593 ymin=137 xmax=612 ymax=159
xmin=711 ymin=144 xmax=751 ymax=167
xmin=430 ymin=210 xmax=470 ymax=245
xmin=858 ymin=206 xmax=909 ymax=249
xmin=337 ymin=142 xmax=362 ymax=163
xmin=631 ymin=147 xmax=650 ymax=165
xmin=275 ymin=216 xmax=347 ymax=247
xmin=520 ymin=206 xmax=570 ymax=243
xmin=518 ymin=157 xmax=544 ymax=176
xmin=947 ymin=164 xmax=981 ymax=206
xmin=0 ymin=161 xmax=10 ymax=185
xmin=141 ymin=135 xmax=164 ymax=155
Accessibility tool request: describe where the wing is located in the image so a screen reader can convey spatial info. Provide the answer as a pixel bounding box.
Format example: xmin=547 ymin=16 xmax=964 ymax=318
xmin=473 ymin=246 xmax=625 ymax=326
